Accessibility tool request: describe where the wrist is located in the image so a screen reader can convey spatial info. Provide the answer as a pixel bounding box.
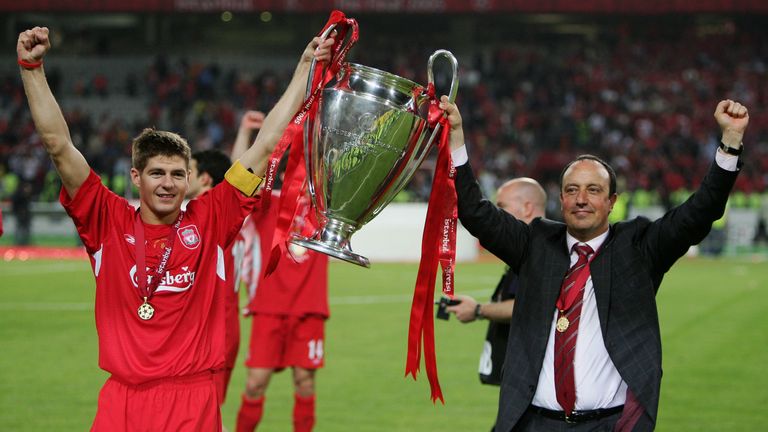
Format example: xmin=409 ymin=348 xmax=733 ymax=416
xmin=474 ymin=303 xmax=485 ymax=320
xmin=719 ymin=138 xmax=743 ymax=156
xmin=720 ymin=132 xmax=743 ymax=150
xmin=18 ymin=58 xmax=43 ymax=70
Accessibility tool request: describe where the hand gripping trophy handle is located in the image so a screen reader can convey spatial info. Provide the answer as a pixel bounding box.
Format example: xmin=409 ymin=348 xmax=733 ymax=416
xmin=304 ymin=23 xmax=358 ymax=212
xmin=294 ymin=43 xmax=460 ymax=268
xmin=425 ymin=49 xmax=459 ymax=148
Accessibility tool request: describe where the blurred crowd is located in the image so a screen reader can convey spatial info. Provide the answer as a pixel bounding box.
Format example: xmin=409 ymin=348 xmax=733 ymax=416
xmin=2 ymin=23 xmax=768 ymax=225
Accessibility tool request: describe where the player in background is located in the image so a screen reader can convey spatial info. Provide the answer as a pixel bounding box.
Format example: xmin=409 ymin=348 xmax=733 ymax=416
xmin=185 ymin=144 xmax=260 ymax=411
xmin=232 ymin=119 xmax=330 ymax=432
xmin=18 ymin=25 xmax=334 ymax=431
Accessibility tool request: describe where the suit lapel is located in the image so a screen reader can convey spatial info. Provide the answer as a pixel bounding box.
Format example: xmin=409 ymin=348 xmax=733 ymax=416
xmin=541 ymin=232 xmax=570 ymax=323
xmin=591 ymin=232 xmax=612 ymax=336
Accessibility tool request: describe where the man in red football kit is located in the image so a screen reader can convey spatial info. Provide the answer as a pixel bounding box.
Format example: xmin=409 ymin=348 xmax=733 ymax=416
xmin=18 ymin=25 xmax=334 ymax=431
xmin=235 ymin=192 xmax=329 ymax=432
xmin=230 ymin=117 xmax=329 ymax=432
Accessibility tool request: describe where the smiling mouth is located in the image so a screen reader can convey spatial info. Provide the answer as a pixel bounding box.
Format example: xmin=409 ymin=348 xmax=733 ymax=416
xmin=573 ymin=210 xmax=592 ymax=216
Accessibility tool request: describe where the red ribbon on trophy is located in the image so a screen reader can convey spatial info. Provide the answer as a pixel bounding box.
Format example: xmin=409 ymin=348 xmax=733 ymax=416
xmin=260 ymin=11 xmax=358 ymax=274
xmin=405 ymin=83 xmax=457 ymax=403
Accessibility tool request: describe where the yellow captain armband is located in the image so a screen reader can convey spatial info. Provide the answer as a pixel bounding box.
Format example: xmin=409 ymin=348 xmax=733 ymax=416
xmin=225 ymin=160 xmax=264 ymax=197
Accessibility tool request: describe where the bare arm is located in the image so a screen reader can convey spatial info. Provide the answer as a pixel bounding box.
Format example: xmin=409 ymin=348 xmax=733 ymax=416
xmin=230 ymin=110 xmax=265 ymax=162
xmin=238 ymin=34 xmax=335 ymax=174
xmin=446 ymin=295 xmax=514 ymax=323
xmin=18 ymin=27 xmax=89 ymax=198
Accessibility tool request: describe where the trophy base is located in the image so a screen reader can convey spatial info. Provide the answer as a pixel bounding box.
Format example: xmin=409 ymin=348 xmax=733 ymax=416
xmin=290 ymin=235 xmax=370 ymax=268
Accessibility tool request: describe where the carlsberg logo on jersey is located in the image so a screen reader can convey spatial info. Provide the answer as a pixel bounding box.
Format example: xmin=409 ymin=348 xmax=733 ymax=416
xmin=129 ymin=265 xmax=196 ymax=293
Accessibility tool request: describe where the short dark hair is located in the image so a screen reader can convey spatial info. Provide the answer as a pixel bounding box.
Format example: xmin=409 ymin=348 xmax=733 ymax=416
xmin=559 ymin=154 xmax=617 ymax=196
xmin=192 ymin=150 xmax=231 ymax=187
xmin=131 ymin=128 xmax=191 ymax=172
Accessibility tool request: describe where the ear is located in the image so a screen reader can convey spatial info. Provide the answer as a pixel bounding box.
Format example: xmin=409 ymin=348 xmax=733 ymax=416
xmin=523 ymin=201 xmax=534 ymax=219
xmin=200 ymin=172 xmax=213 ymax=188
xmin=608 ymin=193 xmax=618 ymax=212
xmin=130 ymin=167 xmax=141 ymax=188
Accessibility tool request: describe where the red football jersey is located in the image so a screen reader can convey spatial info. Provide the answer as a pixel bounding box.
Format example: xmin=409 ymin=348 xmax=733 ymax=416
xmin=61 ymin=170 xmax=257 ymax=385
xmin=243 ymin=191 xmax=329 ymax=317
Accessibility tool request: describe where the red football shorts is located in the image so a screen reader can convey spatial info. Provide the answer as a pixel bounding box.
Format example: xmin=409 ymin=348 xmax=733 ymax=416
xmin=245 ymin=314 xmax=326 ymax=370
xmin=91 ymin=372 xmax=221 ymax=432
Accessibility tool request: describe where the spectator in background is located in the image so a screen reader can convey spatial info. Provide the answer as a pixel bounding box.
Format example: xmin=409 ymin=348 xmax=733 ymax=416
xmin=11 ymin=181 xmax=33 ymax=245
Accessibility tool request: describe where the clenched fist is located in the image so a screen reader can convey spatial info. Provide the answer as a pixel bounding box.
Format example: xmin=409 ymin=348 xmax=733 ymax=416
xmin=17 ymin=27 xmax=51 ymax=65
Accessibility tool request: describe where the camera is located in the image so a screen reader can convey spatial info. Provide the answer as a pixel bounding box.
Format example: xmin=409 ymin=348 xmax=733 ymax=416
xmin=435 ymin=296 xmax=461 ymax=320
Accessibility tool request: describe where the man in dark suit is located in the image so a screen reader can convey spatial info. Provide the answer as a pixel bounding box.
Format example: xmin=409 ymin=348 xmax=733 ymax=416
xmin=436 ymin=96 xmax=748 ymax=431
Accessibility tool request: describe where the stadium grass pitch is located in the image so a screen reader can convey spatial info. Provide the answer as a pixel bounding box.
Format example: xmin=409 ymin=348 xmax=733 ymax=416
xmin=1 ymin=257 xmax=766 ymax=431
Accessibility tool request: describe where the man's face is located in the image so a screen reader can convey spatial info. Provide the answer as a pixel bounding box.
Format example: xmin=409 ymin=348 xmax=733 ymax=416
xmin=131 ymin=155 xmax=189 ymax=222
xmin=559 ymin=160 xmax=616 ymax=241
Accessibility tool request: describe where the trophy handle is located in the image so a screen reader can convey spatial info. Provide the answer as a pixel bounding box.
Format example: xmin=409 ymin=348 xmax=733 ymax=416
xmin=424 ymin=50 xmax=459 ymax=152
xmin=427 ymin=49 xmax=459 ymax=103
xmin=304 ymin=22 xmax=358 ymax=213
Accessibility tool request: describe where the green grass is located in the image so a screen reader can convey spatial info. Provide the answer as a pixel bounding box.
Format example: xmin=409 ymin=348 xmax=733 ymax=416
xmin=1 ymin=257 xmax=767 ymax=431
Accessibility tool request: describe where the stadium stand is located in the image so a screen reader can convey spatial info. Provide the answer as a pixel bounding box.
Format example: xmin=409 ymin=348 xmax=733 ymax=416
xmin=1 ymin=7 xmax=767 ymax=251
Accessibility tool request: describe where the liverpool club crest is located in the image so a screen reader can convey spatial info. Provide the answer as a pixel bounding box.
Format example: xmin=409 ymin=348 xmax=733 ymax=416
xmin=178 ymin=225 xmax=201 ymax=249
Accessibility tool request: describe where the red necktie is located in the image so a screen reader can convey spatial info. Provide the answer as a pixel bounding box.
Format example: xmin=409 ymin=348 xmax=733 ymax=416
xmin=554 ymin=243 xmax=594 ymax=415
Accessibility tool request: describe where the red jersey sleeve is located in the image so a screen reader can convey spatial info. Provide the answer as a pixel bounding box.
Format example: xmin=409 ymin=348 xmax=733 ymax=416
xmin=60 ymin=170 xmax=133 ymax=254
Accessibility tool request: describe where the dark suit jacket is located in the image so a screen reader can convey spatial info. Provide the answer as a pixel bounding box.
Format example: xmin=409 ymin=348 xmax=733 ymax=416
xmin=455 ymin=160 xmax=738 ymax=432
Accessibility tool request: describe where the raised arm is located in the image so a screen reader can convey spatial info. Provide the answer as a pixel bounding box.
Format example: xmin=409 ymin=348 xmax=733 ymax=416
xmin=230 ymin=110 xmax=265 ymax=162
xmin=18 ymin=27 xmax=89 ymax=198
xmin=237 ymin=34 xmax=334 ymax=174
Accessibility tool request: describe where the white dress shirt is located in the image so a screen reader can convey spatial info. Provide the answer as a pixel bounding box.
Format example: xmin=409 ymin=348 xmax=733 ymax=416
xmin=531 ymin=231 xmax=627 ymax=410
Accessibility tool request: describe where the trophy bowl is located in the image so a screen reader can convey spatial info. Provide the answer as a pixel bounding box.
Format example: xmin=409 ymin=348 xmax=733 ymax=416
xmin=290 ymin=49 xmax=458 ymax=267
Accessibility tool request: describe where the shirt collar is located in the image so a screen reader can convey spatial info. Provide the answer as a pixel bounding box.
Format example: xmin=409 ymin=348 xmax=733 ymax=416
xmin=566 ymin=229 xmax=609 ymax=254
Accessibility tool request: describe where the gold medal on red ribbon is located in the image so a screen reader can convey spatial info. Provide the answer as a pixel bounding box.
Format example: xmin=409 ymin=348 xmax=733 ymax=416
xmin=556 ymin=314 xmax=570 ymax=333
xmin=134 ymin=210 xmax=184 ymax=322
xmin=137 ymin=297 xmax=155 ymax=320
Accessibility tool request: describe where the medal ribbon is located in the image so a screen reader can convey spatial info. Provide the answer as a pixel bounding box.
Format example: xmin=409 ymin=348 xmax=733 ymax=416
xmin=261 ymin=10 xmax=358 ymax=276
xmin=405 ymin=86 xmax=457 ymax=403
xmin=134 ymin=210 xmax=184 ymax=304
xmin=556 ymin=246 xmax=598 ymax=313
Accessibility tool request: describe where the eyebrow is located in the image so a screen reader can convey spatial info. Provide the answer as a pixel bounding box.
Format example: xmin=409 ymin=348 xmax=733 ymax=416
xmin=564 ymin=183 xmax=604 ymax=189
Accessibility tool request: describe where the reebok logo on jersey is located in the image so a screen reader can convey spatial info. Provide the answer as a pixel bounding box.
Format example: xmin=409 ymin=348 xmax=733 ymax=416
xmin=178 ymin=225 xmax=201 ymax=249
xmin=124 ymin=234 xmax=135 ymax=245
xmin=129 ymin=265 xmax=196 ymax=293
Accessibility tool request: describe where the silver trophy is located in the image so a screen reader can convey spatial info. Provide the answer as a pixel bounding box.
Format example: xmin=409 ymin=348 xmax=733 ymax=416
xmin=290 ymin=36 xmax=458 ymax=267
